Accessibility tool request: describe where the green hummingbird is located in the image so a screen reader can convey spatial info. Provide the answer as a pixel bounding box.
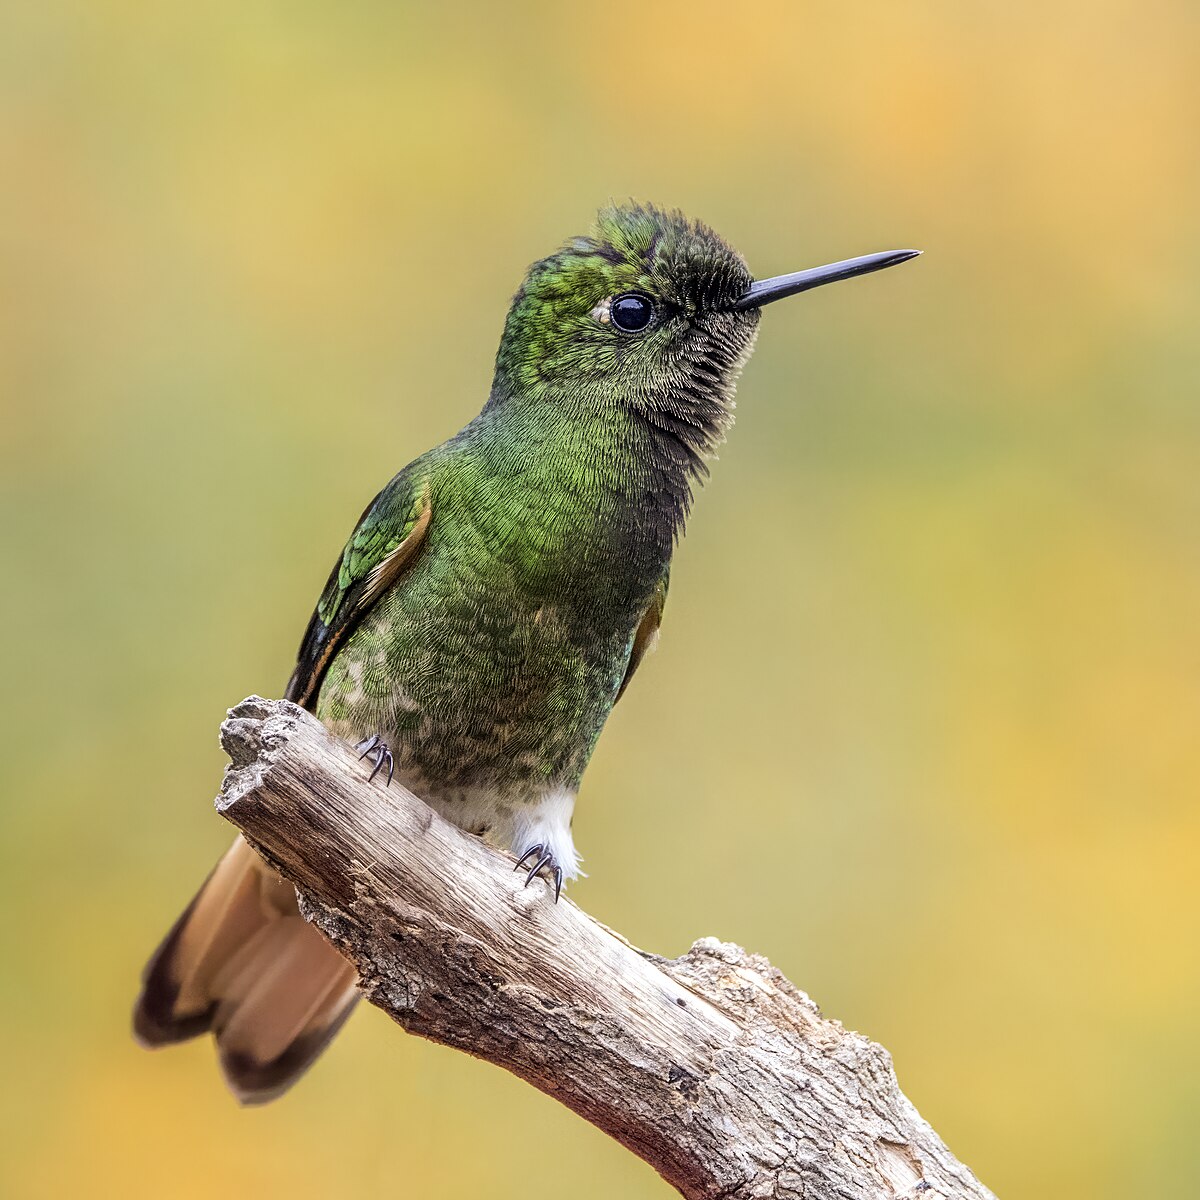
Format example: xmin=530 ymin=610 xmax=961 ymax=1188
xmin=134 ymin=203 xmax=918 ymax=1103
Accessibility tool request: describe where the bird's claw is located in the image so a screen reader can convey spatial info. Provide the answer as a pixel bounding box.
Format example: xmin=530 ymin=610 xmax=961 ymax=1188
xmin=513 ymin=843 xmax=564 ymax=902
xmin=353 ymin=734 xmax=395 ymax=787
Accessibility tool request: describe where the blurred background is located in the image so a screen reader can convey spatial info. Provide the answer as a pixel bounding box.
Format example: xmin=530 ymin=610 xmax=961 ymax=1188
xmin=2 ymin=1 xmax=1198 ymax=1196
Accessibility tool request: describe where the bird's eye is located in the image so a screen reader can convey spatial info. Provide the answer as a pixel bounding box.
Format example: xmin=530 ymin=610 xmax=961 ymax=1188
xmin=610 ymin=292 xmax=655 ymax=333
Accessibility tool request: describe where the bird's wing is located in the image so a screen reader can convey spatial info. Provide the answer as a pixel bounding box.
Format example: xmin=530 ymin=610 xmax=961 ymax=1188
xmin=286 ymin=470 xmax=432 ymax=710
xmin=615 ymin=569 xmax=670 ymax=703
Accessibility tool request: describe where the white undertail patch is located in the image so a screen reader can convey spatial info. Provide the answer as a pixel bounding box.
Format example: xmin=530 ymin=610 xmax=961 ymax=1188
xmin=509 ymin=789 xmax=583 ymax=883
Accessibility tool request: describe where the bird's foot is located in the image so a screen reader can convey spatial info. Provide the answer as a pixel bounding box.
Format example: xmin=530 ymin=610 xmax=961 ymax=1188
xmin=513 ymin=843 xmax=564 ymax=903
xmin=353 ymin=734 xmax=395 ymax=786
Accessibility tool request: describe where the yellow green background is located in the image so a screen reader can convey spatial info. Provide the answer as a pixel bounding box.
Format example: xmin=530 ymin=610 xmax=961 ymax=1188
xmin=3 ymin=2 xmax=1198 ymax=1197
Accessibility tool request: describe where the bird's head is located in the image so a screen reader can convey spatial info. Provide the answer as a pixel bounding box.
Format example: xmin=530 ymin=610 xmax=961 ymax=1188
xmin=491 ymin=202 xmax=918 ymax=468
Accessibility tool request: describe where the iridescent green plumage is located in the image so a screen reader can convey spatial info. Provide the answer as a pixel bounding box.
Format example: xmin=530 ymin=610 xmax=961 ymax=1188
xmin=287 ymin=204 xmax=761 ymax=870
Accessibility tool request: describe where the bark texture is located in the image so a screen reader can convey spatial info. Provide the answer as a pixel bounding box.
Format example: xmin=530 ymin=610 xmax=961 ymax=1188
xmin=217 ymin=696 xmax=996 ymax=1200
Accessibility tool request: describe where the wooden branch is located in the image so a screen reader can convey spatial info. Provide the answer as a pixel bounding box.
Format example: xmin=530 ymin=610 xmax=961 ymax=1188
xmin=217 ymin=697 xmax=995 ymax=1200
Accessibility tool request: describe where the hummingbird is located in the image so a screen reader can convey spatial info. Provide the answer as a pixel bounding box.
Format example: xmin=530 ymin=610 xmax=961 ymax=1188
xmin=133 ymin=203 xmax=919 ymax=1103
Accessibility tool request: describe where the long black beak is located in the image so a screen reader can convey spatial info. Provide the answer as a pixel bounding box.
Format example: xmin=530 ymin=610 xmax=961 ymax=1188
xmin=732 ymin=249 xmax=921 ymax=311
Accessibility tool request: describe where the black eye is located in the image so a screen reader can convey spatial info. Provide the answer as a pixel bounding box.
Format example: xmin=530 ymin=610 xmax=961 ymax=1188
xmin=610 ymin=292 xmax=655 ymax=333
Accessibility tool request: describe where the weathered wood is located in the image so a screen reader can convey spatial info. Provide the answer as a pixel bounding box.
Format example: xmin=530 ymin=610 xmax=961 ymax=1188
xmin=217 ymin=696 xmax=995 ymax=1200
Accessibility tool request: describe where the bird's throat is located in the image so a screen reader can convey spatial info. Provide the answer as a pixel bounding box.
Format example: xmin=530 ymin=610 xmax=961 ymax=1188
xmin=461 ymin=398 xmax=692 ymax=597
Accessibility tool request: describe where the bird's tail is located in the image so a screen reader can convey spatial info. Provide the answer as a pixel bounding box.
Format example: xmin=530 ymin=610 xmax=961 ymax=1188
xmin=133 ymin=836 xmax=359 ymax=1104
